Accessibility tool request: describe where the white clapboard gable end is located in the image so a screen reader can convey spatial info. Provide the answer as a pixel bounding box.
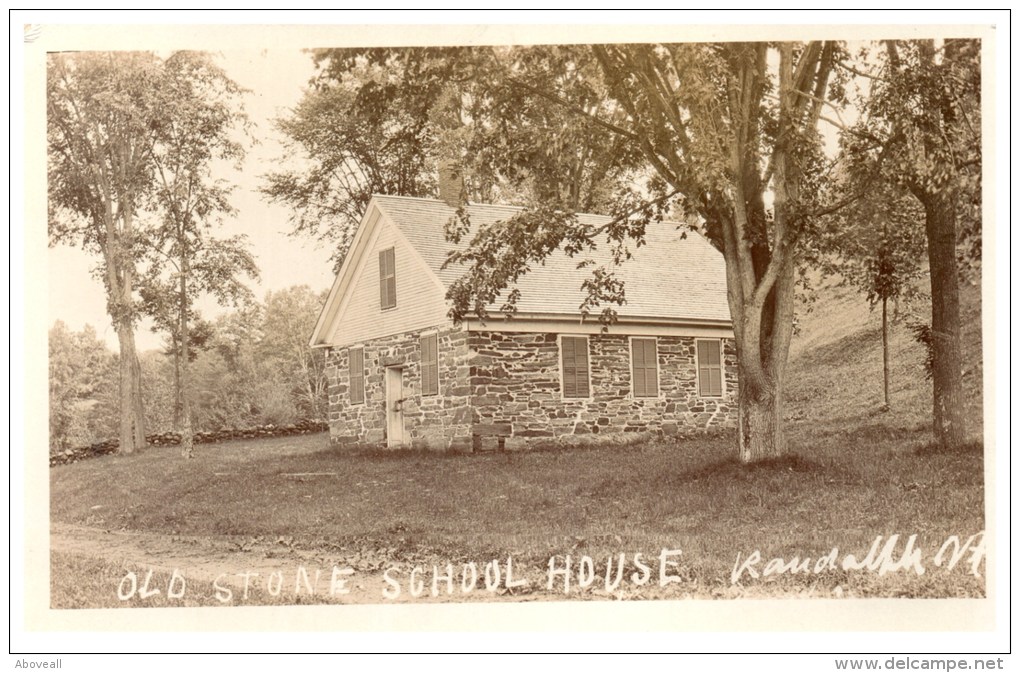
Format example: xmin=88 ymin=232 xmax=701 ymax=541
xmin=309 ymin=198 xmax=451 ymax=349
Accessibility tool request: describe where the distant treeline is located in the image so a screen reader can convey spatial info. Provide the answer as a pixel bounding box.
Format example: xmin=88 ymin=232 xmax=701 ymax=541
xmin=49 ymin=285 xmax=328 ymax=454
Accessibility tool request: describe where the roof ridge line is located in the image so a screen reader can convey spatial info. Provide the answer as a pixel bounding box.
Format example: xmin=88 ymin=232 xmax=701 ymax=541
xmin=371 ymin=193 xmax=702 ymax=227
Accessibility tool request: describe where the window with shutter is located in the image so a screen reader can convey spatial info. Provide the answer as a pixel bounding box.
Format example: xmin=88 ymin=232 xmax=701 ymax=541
xmin=349 ymin=347 xmax=365 ymax=405
xmin=631 ymin=337 xmax=659 ymax=398
xmin=560 ymin=336 xmax=590 ymax=398
xmin=420 ymin=333 xmax=439 ymax=396
xmin=379 ymin=247 xmax=396 ymax=309
xmin=696 ymin=339 xmax=723 ymax=397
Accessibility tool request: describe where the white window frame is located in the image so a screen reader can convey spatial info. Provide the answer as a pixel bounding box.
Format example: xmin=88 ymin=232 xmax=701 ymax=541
xmin=557 ymin=334 xmax=592 ymax=401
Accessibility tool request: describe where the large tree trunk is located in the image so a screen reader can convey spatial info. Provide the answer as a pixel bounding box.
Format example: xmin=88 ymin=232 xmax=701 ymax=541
xmin=115 ymin=320 xmax=146 ymax=454
xmin=180 ymin=398 xmax=194 ymax=459
xmin=131 ymin=346 xmax=145 ymax=448
xmin=106 ymin=208 xmax=146 ymax=455
xmin=172 ymin=347 xmax=182 ymax=431
xmin=736 ymin=259 xmax=795 ymax=464
xmin=882 ymin=296 xmax=891 ymax=409
xmin=922 ymin=190 xmax=966 ymax=449
xmin=738 ymin=383 xmax=785 ymax=463
xmin=179 ymin=256 xmax=195 ymax=459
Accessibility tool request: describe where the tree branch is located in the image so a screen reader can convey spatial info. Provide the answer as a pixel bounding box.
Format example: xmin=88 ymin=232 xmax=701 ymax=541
xmin=503 ymin=72 xmax=641 ymax=143
xmin=835 ymin=59 xmax=890 ymax=83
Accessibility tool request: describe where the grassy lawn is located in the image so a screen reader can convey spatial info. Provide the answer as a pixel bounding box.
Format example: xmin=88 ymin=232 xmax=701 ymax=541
xmin=50 ymin=426 xmax=984 ymax=600
xmin=49 ymin=282 xmax=986 ymax=602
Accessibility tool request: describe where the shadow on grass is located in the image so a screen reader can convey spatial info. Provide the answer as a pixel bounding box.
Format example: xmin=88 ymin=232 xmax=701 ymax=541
xmin=306 ymin=430 xmax=736 ymax=463
xmin=914 ymin=439 xmax=984 ymax=456
xmin=795 ymin=421 xmax=927 ymax=443
xmin=295 ymin=442 xmax=509 ymax=463
xmin=794 ymin=323 xmax=882 ymax=370
xmin=658 ymin=452 xmax=827 ymax=487
xmin=310 ymin=446 xmax=464 ymax=461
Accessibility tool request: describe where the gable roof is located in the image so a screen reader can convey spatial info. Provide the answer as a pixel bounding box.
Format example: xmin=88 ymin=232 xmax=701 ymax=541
xmin=374 ymin=194 xmax=731 ymax=322
xmin=310 ymin=194 xmax=731 ymax=347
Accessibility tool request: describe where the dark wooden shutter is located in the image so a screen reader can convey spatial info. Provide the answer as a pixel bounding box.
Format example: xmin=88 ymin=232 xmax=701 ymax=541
xmin=561 ymin=336 xmax=589 ymax=398
xmin=349 ymin=347 xmax=365 ymax=404
xmin=421 ymin=334 xmax=439 ymax=396
xmin=379 ymin=248 xmax=396 ymax=309
xmin=697 ymin=340 xmax=723 ymax=397
xmin=632 ymin=338 xmax=658 ymax=397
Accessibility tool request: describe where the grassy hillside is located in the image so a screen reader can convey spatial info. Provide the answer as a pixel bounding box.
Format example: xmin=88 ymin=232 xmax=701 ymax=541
xmin=785 ymin=275 xmax=984 ymax=443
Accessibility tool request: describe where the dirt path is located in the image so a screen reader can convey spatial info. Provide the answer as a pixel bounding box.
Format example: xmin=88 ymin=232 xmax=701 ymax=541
xmin=49 ymin=523 xmax=558 ymax=605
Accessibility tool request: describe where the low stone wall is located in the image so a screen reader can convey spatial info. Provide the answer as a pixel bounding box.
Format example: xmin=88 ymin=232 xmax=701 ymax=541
xmin=468 ymin=331 xmax=738 ymax=450
xmin=48 ymin=419 xmax=329 ymax=467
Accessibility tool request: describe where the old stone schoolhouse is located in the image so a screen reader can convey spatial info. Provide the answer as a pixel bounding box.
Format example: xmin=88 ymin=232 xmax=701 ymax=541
xmin=308 ymin=193 xmax=738 ymax=452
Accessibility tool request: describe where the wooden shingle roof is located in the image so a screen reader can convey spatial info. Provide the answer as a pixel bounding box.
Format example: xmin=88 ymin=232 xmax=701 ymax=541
xmin=373 ymin=194 xmax=731 ymax=325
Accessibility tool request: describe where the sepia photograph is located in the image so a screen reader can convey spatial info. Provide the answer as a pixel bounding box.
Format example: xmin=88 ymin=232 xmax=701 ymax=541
xmin=12 ymin=10 xmax=1009 ymax=659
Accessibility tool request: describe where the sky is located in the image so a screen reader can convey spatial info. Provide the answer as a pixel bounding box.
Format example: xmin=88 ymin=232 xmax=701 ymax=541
xmin=47 ymin=48 xmax=336 ymax=351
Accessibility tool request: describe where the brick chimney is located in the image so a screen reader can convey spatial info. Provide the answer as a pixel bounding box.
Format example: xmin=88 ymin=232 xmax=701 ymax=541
xmin=437 ymin=159 xmax=465 ymax=208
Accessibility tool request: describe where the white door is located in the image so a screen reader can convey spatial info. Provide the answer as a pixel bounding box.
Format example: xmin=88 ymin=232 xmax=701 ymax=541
xmin=385 ymin=367 xmax=406 ymax=448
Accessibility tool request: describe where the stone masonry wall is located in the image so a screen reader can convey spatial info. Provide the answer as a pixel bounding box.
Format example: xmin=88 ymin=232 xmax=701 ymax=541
xmin=325 ymin=327 xmax=473 ymax=451
xmin=468 ymin=331 xmax=737 ymax=450
xmin=326 ymin=328 xmax=738 ymax=452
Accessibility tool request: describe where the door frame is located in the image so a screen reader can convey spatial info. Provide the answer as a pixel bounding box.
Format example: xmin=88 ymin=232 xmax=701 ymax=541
xmin=385 ymin=366 xmax=407 ymax=448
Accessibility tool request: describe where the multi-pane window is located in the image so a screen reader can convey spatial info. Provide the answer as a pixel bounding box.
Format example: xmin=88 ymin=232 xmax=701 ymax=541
xmin=696 ymin=339 xmax=723 ymax=397
xmin=349 ymin=347 xmax=365 ymax=405
xmin=560 ymin=336 xmax=590 ymax=398
xmin=379 ymin=247 xmax=396 ymax=309
xmin=631 ymin=337 xmax=659 ymax=398
xmin=420 ymin=333 xmax=439 ymax=396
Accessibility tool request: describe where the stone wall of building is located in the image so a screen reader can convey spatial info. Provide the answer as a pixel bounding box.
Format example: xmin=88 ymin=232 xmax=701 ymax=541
xmin=326 ymin=327 xmax=738 ymax=452
xmin=467 ymin=331 xmax=738 ymax=450
xmin=325 ymin=326 xmax=473 ymax=451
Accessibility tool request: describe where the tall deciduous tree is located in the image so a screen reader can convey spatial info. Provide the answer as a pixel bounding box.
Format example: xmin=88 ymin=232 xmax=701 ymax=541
xmin=141 ymin=52 xmax=256 ymax=458
xmin=844 ymin=39 xmax=980 ymax=448
xmin=49 ymin=51 xmax=257 ymax=457
xmin=140 ymin=235 xmax=258 ymax=457
xmin=816 ymin=178 xmax=926 ymax=409
xmin=48 ymin=52 xmax=161 ymax=454
xmin=605 ymin=43 xmax=837 ymax=462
